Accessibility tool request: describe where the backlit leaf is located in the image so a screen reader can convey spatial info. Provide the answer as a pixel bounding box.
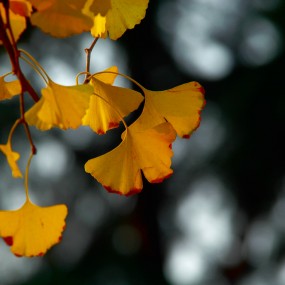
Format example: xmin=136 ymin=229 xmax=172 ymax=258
xmin=0 ymin=199 xmax=67 ymax=257
xmin=0 ymin=143 xmax=23 ymax=178
xmin=85 ymin=122 xmax=175 ymax=195
xmin=28 ymin=0 xmax=93 ymax=37
xmin=25 ymin=80 xmax=93 ymax=130
xmin=85 ymin=0 xmax=149 ymax=40
xmin=0 ymin=75 xmax=21 ymax=100
xmin=82 ymin=71 xmax=143 ymax=134
xmin=138 ymin=82 xmax=206 ymax=138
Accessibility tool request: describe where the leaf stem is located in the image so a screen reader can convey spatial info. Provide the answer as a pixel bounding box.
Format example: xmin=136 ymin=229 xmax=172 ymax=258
xmin=84 ymin=37 xmax=99 ymax=83
xmin=24 ymin=152 xmax=34 ymax=201
xmin=19 ymin=49 xmax=49 ymax=84
xmin=92 ymin=70 xmax=146 ymax=93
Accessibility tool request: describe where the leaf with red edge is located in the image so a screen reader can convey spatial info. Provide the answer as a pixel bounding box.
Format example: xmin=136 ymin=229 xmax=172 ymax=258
xmin=82 ymin=68 xmax=143 ymax=134
xmin=0 ymin=1 xmax=31 ymax=43
xmin=85 ymin=122 xmax=176 ymax=196
xmin=0 ymin=75 xmax=21 ymax=100
xmin=137 ymin=82 xmax=206 ymax=138
xmin=0 ymin=199 xmax=67 ymax=257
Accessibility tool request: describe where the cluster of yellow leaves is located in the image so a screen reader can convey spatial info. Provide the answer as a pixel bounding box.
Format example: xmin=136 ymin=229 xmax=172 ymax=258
xmin=24 ymin=69 xmax=205 ymax=195
xmin=0 ymin=0 xmax=149 ymax=41
xmin=0 ymin=0 xmax=206 ymax=258
xmin=0 ymin=65 xmax=205 ymax=256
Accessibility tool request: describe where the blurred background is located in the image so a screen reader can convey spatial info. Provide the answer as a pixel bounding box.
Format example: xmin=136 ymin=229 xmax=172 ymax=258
xmin=1 ymin=0 xmax=285 ymax=284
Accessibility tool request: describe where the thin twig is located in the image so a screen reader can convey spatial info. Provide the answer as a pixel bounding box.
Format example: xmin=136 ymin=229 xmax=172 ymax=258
xmin=0 ymin=8 xmax=37 ymax=155
xmin=0 ymin=10 xmax=39 ymax=102
xmin=84 ymin=37 xmax=99 ymax=83
xmin=19 ymin=92 xmax=37 ymax=155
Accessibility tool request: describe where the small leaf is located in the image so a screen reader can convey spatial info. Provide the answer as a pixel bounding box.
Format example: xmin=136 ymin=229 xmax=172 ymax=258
xmin=0 ymin=75 xmax=21 ymax=100
xmin=0 ymin=143 xmax=23 ymax=178
xmin=0 ymin=200 xmax=67 ymax=257
xmin=82 ymin=72 xmax=143 ymax=134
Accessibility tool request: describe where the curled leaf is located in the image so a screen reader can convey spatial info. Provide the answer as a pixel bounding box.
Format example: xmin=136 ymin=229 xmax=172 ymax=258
xmin=0 ymin=199 xmax=68 ymax=257
xmin=0 ymin=75 xmax=21 ymax=100
xmin=0 ymin=142 xmax=23 ymax=178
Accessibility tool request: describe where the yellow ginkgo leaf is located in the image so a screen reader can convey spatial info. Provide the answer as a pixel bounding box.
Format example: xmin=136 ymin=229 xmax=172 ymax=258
xmin=0 ymin=1 xmax=31 ymax=44
xmin=0 ymin=199 xmax=67 ymax=257
xmin=93 ymin=66 xmax=118 ymax=85
xmin=0 ymin=75 xmax=21 ymax=100
xmin=28 ymin=0 xmax=93 ymax=37
xmin=0 ymin=143 xmax=23 ymax=178
xmin=25 ymin=80 xmax=93 ymax=130
xmin=85 ymin=122 xmax=176 ymax=195
xmin=82 ymin=76 xmax=143 ymax=134
xmin=85 ymin=0 xmax=149 ymax=40
xmin=138 ymin=82 xmax=206 ymax=138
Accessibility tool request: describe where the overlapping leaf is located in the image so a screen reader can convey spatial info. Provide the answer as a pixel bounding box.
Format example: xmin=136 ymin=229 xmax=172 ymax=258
xmin=27 ymin=0 xmax=93 ymax=37
xmin=25 ymin=80 xmax=93 ymax=130
xmin=84 ymin=0 xmax=149 ymax=40
xmin=82 ymin=68 xmax=143 ymax=134
xmin=0 ymin=199 xmax=67 ymax=257
xmin=137 ymin=82 xmax=206 ymax=138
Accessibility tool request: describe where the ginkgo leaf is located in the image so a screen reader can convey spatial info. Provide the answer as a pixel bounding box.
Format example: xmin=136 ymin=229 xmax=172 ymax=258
xmin=28 ymin=0 xmax=93 ymax=37
xmin=85 ymin=0 xmax=149 ymax=40
xmin=85 ymin=122 xmax=176 ymax=195
xmin=93 ymin=66 xmax=118 ymax=85
xmin=0 ymin=1 xmax=31 ymax=44
xmin=0 ymin=143 xmax=23 ymax=178
xmin=82 ymin=76 xmax=143 ymax=134
xmin=138 ymin=82 xmax=206 ymax=138
xmin=25 ymin=80 xmax=93 ymax=130
xmin=0 ymin=75 xmax=21 ymax=100
xmin=0 ymin=199 xmax=67 ymax=257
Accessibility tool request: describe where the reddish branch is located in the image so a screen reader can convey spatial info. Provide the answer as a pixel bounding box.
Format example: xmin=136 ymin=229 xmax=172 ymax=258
xmin=0 ymin=2 xmax=37 ymax=154
xmin=0 ymin=5 xmax=39 ymax=102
